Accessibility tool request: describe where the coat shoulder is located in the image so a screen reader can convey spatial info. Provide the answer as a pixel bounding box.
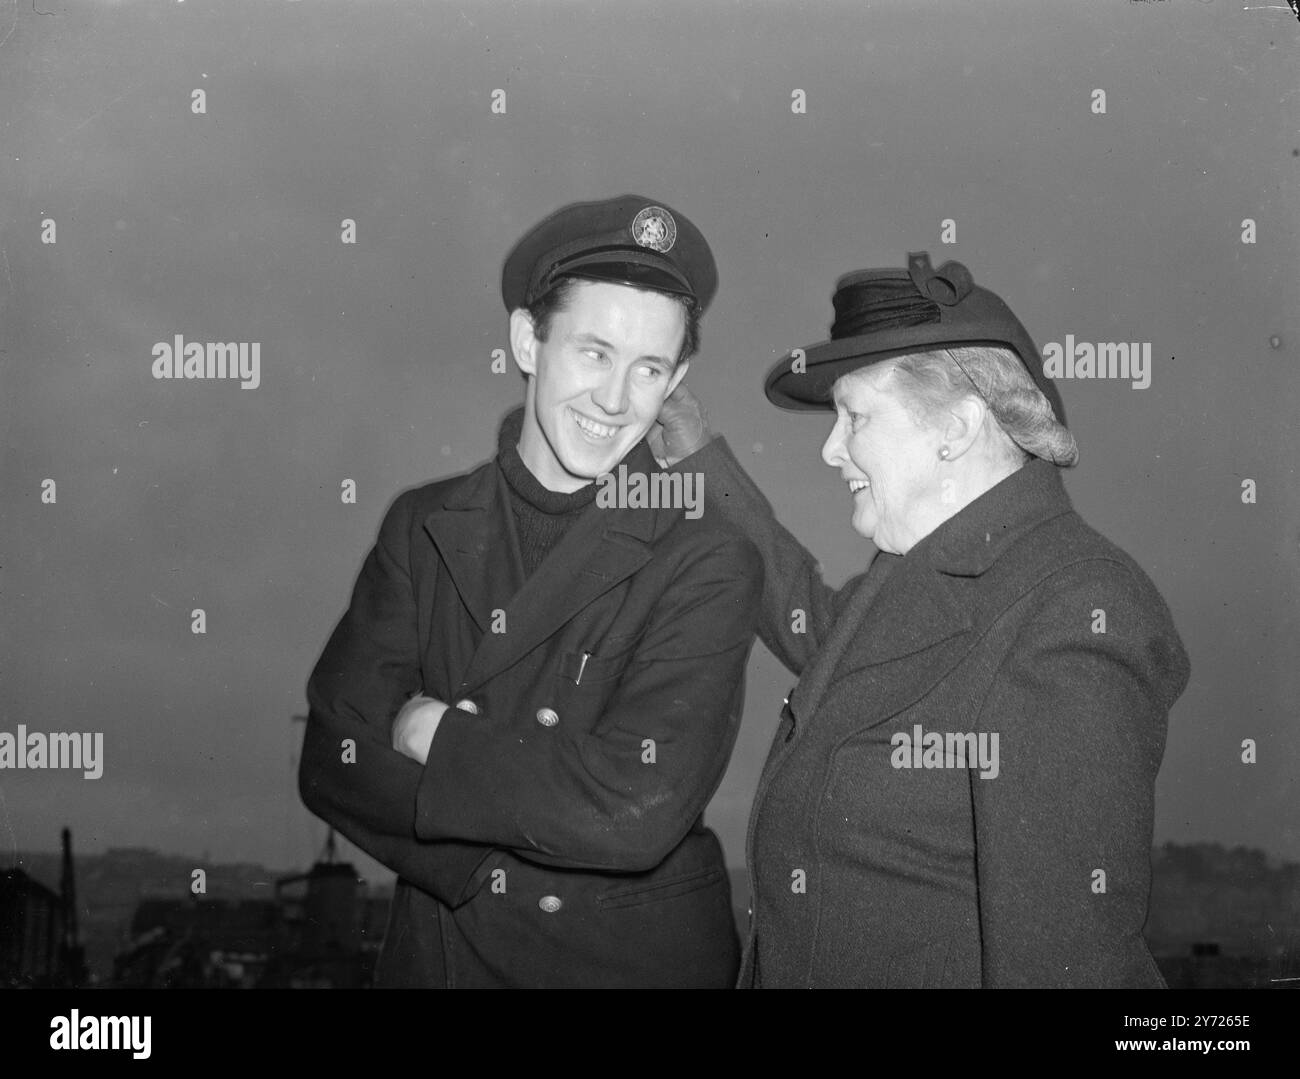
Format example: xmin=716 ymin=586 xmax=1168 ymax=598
xmin=371 ymin=463 xmax=496 ymax=545
xmin=1007 ymin=509 xmax=1173 ymax=610
xmin=389 ymin=463 xmax=493 ymax=517
xmin=655 ymin=508 xmax=764 ymax=580
xmin=981 ymin=509 xmax=1190 ymax=700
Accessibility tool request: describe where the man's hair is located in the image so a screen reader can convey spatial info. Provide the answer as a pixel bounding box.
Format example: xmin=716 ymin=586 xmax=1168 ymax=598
xmin=524 ymin=275 xmax=700 ymax=366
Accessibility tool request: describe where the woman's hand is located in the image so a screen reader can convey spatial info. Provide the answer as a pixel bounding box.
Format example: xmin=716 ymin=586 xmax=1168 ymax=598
xmin=649 ymin=381 xmax=711 ymax=467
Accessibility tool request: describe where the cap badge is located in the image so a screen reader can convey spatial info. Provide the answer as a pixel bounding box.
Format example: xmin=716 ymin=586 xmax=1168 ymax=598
xmin=631 ymin=206 xmax=677 ymax=253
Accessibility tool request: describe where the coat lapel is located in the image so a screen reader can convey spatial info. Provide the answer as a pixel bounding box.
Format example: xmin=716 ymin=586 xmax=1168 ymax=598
xmin=423 ymin=439 xmax=663 ymax=695
xmin=820 ymin=562 xmax=974 ymax=732
xmin=790 ymin=458 xmax=1076 ymax=737
xmin=787 ymin=551 xmax=897 ymax=723
xmin=422 ymin=462 xmax=524 ymax=637
xmin=786 ymin=553 xmax=974 ymax=738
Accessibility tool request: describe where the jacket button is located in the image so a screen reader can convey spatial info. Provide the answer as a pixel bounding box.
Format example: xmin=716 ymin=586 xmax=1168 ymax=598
xmin=538 ymin=895 xmax=562 ymax=913
xmin=454 ymin=699 xmax=480 ymax=715
xmin=535 ymin=707 xmax=559 ymax=728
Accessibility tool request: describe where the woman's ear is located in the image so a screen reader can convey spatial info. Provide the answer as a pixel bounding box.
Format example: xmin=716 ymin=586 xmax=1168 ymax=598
xmin=509 ymin=308 xmax=539 ymax=377
xmin=942 ymin=396 xmax=986 ymax=459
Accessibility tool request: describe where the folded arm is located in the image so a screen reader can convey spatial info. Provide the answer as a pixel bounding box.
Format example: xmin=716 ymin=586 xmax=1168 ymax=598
xmin=413 ymin=534 xmax=763 ymax=872
xmin=299 ymin=490 xmax=494 ymax=907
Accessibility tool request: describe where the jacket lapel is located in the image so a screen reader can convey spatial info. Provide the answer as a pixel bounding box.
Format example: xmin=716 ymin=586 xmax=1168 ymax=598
xmin=787 ymin=551 xmax=897 ymax=723
xmin=422 ymin=462 xmax=524 ymax=637
xmin=784 ymin=555 xmax=973 ymax=740
xmin=789 ymin=459 xmax=1075 ymax=736
xmin=423 ymin=439 xmax=662 ymax=695
xmin=819 ymin=563 xmax=974 ymax=732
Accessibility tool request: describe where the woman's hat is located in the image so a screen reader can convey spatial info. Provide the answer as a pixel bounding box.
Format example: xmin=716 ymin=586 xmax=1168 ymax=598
xmin=764 ymin=252 xmax=1066 ymax=423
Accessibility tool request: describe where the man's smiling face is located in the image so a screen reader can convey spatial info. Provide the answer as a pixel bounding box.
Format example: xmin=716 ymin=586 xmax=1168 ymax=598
xmin=511 ymin=279 xmax=690 ymax=492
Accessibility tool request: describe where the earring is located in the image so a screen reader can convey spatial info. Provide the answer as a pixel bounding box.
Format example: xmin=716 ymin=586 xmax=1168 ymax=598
xmin=938 ymin=445 xmax=951 ymax=459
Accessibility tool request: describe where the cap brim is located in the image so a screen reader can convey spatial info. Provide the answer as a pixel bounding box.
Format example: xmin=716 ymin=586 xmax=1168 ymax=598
xmin=555 ymin=252 xmax=694 ymax=300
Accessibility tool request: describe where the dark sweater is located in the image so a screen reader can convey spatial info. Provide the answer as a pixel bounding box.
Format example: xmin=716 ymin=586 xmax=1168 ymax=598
xmin=496 ymin=408 xmax=598 ymax=577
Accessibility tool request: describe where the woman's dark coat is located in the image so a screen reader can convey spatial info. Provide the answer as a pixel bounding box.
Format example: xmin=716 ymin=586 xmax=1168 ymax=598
xmin=685 ymin=437 xmax=1190 ymax=988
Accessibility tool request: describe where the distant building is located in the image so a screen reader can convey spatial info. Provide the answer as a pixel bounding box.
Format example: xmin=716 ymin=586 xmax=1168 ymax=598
xmin=0 ymin=867 xmax=62 ymax=986
xmin=113 ymin=897 xmax=282 ymax=988
xmin=0 ymin=827 xmax=87 ymax=987
xmin=112 ymin=848 xmax=388 ymax=988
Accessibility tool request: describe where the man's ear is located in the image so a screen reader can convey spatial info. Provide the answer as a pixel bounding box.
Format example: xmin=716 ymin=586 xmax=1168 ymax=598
xmin=509 ymin=308 xmax=539 ymax=377
xmin=666 ymin=359 xmax=690 ymax=398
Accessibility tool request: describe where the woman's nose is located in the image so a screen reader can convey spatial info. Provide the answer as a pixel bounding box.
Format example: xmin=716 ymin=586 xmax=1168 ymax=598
xmin=822 ymin=421 xmax=846 ymax=468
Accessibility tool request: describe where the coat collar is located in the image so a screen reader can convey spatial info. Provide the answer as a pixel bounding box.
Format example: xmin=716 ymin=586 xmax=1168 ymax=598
xmin=917 ymin=457 xmax=1075 ymax=577
xmin=434 ymin=422 xmax=661 ymax=545
xmin=789 ymin=458 xmax=1075 ymax=725
xmin=423 ymin=417 xmax=665 ymax=693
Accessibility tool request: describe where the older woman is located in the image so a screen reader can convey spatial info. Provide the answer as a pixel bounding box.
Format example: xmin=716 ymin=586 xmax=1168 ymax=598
xmin=656 ymin=252 xmax=1190 ymax=988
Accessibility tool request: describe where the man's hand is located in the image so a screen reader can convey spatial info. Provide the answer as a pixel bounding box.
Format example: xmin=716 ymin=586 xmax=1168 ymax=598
xmin=391 ymin=695 xmax=450 ymax=765
xmin=649 ymin=381 xmax=711 ymax=467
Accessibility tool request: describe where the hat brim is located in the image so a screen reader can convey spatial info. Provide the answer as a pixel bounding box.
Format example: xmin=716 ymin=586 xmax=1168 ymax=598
xmin=765 ymin=333 xmax=1038 ymax=411
xmin=765 ymin=287 xmax=1066 ymax=425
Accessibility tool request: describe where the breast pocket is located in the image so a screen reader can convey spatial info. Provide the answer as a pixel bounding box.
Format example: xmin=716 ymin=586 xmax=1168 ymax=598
xmin=554 ymin=635 xmax=639 ymax=686
xmin=546 ymin=638 xmax=639 ymax=729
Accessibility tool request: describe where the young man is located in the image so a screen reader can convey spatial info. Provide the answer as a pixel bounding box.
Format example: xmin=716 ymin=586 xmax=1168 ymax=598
xmin=299 ymin=194 xmax=762 ymax=987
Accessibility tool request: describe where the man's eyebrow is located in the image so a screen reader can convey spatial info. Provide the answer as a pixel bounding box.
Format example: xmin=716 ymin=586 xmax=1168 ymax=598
xmin=571 ymin=332 xmax=674 ymax=367
xmin=571 ymin=332 xmax=615 ymax=351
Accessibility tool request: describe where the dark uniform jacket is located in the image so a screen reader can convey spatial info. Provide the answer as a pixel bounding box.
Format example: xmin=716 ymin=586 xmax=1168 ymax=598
xmin=299 ymin=433 xmax=762 ymax=987
xmin=678 ymin=437 xmax=1190 ymax=988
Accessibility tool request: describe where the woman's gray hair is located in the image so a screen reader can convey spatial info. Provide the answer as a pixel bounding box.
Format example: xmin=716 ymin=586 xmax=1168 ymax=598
xmin=885 ymin=345 xmax=1079 ymax=467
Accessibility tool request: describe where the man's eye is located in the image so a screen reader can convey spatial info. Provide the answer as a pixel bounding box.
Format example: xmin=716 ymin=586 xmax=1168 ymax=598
xmin=582 ymin=349 xmax=605 ymax=362
xmin=636 ymin=364 xmax=664 ymax=380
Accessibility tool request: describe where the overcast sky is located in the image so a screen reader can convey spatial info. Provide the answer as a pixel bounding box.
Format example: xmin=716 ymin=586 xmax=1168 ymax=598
xmin=2 ymin=0 xmax=1297 ymax=886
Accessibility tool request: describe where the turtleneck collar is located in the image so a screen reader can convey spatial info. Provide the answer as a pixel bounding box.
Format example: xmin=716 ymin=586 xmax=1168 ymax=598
xmin=496 ymin=406 xmax=600 ymax=515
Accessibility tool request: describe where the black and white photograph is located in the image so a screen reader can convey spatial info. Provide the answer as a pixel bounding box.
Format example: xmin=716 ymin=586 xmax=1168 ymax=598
xmin=2 ymin=0 xmax=1297 ymax=1053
